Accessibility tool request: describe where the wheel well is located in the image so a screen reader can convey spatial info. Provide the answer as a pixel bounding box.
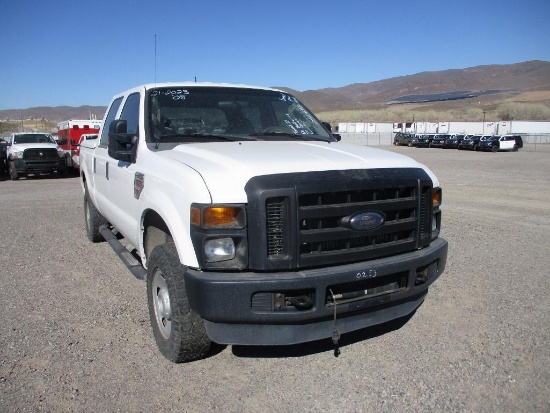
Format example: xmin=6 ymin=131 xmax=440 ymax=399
xmin=143 ymin=210 xmax=173 ymax=260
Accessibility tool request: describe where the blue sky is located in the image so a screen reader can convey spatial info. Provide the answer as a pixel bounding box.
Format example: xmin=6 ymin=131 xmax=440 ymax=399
xmin=1 ymin=0 xmax=549 ymax=109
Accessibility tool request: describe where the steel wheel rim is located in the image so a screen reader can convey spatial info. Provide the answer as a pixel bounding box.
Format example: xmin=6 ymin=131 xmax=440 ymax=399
xmin=152 ymin=269 xmax=172 ymax=339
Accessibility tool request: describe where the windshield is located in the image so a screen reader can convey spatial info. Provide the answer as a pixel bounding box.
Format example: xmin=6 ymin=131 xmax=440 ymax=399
xmin=147 ymin=87 xmax=332 ymax=144
xmin=13 ymin=134 xmax=55 ymax=144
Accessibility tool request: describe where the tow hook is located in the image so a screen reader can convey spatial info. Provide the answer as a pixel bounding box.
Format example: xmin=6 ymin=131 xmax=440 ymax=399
xmin=329 ymin=289 xmax=341 ymax=357
xmin=287 ymin=295 xmax=313 ymax=310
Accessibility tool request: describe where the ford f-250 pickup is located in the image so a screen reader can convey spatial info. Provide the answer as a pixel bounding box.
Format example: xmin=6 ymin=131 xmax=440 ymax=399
xmin=80 ymin=82 xmax=448 ymax=362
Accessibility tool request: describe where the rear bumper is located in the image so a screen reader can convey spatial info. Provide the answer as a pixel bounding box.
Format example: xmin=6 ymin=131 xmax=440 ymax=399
xmin=185 ymin=237 xmax=448 ymax=345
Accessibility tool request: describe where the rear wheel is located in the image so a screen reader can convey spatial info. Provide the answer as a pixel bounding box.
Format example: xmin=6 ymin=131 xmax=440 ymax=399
xmin=491 ymin=145 xmax=498 ymax=153
xmin=512 ymin=144 xmax=518 ymax=152
xmin=147 ymin=243 xmax=211 ymax=362
xmin=393 ymin=140 xmax=399 ymax=146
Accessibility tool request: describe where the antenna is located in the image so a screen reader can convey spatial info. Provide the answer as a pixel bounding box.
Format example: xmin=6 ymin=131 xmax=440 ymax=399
xmin=154 ymin=34 xmax=157 ymax=84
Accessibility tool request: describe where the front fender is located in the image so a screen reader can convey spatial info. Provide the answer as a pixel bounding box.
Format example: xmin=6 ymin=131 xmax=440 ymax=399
xmin=138 ymin=165 xmax=212 ymax=269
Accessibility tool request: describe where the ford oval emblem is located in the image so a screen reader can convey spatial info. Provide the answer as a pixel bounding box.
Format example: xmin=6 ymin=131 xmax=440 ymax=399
xmin=348 ymin=211 xmax=386 ymax=231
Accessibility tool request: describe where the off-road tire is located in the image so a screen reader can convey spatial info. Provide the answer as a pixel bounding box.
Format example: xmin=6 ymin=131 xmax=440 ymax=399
xmin=9 ymin=161 xmax=18 ymax=180
xmin=147 ymin=243 xmax=211 ymax=363
xmin=84 ymin=188 xmax=107 ymax=242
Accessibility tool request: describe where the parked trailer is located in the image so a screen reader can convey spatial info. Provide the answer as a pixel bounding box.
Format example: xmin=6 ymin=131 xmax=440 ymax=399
xmin=498 ymin=121 xmax=550 ymax=134
xmin=57 ymin=120 xmax=102 ymax=169
xmin=339 ymin=121 xmax=550 ymax=138
xmin=393 ymin=122 xmax=415 ymax=133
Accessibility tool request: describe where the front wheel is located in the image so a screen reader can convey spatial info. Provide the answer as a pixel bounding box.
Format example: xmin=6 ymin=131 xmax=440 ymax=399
xmin=84 ymin=188 xmax=107 ymax=242
xmin=512 ymin=144 xmax=518 ymax=152
xmin=8 ymin=161 xmax=18 ymax=180
xmin=147 ymin=243 xmax=211 ymax=362
xmin=393 ymin=140 xmax=399 ymax=146
xmin=491 ymin=145 xmax=498 ymax=153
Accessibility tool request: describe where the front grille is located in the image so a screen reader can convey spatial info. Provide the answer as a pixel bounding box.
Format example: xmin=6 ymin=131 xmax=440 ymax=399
xmin=266 ymin=198 xmax=287 ymax=256
xmin=298 ymin=186 xmax=416 ymax=254
xmin=247 ymin=168 xmax=434 ymax=271
xmin=23 ymin=148 xmax=59 ymax=161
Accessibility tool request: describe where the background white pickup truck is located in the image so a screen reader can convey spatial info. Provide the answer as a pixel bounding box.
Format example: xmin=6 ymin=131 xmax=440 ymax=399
xmin=7 ymin=132 xmax=66 ymax=180
xmin=80 ymin=82 xmax=448 ymax=362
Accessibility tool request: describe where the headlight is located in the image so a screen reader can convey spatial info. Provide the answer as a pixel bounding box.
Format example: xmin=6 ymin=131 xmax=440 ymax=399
xmin=431 ymin=188 xmax=442 ymax=240
xmin=432 ymin=188 xmax=442 ymax=207
xmin=12 ymin=150 xmax=24 ymax=159
xmin=190 ymin=203 xmax=248 ymax=270
xmin=57 ymin=148 xmax=65 ymax=158
xmin=204 ymin=238 xmax=235 ymax=262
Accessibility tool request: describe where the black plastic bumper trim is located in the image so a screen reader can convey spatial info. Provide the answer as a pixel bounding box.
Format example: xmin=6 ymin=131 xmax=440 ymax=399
xmin=185 ymin=237 xmax=447 ymax=344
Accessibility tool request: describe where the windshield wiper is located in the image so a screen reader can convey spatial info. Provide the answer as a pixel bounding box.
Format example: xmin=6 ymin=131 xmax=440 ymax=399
xmin=251 ymin=132 xmax=321 ymax=141
xmin=155 ymin=132 xmax=257 ymax=146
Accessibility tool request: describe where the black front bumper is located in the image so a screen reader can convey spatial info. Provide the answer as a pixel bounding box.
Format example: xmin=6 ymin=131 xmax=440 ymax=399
xmin=185 ymin=237 xmax=448 ymax=345
xmin=14 ymin=159 xmax=65 ymax=174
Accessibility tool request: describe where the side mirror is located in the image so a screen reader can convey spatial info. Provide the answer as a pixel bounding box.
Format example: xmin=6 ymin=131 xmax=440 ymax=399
xmin=321 ymin=121 xmax=332 ymax=132
xmin=321 ymin=121 xmax=341 ymax=141
xmin=108 ymin=120 xmax=136 ymax=163
xmin=57 ymin=138 xmax=68 ymax=145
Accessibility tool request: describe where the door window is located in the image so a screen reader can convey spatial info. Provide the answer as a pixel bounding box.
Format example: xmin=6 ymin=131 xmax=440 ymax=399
xmin=120 ymin=93 xmax=140 ymax=135
xmin=100 ymin=97 xmax=123 ymax=146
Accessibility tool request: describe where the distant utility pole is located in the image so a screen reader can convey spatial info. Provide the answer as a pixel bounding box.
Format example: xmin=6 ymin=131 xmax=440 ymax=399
xmin=482 ymin=110 xmax=486 ymax=134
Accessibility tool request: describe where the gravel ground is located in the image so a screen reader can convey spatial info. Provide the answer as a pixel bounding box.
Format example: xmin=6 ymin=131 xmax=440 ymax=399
xmin=0 ymin=147 xmax=549 ymax=413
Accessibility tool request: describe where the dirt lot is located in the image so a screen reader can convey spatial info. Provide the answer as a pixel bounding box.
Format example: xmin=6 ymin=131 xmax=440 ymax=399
xmin=1 ymin=147 xmax=549 ymax=413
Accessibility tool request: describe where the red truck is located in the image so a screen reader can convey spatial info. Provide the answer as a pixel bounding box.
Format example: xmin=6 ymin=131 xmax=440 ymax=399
xmin=57 ymin=120 xmax=101 ymax=170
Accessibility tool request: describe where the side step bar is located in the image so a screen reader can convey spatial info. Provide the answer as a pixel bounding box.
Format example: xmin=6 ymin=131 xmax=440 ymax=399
xmin=99 ymin=225 xmax=147 ymax=280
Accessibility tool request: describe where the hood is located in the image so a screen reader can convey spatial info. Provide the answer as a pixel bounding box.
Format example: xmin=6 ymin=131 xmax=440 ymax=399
xmin=158 ymin=141 xmax=438 ymax=202
xmin=11 ymin=143 xmax=59 ymax=150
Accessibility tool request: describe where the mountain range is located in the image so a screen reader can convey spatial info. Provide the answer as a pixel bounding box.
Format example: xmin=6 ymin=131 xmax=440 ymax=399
xmin=280 ymin=60 xmax=550 ymax=113
xmin=2 ymin=60 xmax=549 ymax=122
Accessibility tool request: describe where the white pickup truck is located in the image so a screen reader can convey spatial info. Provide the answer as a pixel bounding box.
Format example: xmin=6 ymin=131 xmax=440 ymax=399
xmin=7 ymin=132 xmax=66 ymax=180
xmin=80 ymin=82 xmax=448 ymax=362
